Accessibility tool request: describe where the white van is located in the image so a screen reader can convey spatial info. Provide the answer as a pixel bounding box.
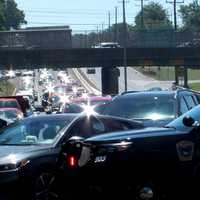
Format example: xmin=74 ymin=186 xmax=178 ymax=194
xmin=93 ymin=42 xmax=120 ymax=48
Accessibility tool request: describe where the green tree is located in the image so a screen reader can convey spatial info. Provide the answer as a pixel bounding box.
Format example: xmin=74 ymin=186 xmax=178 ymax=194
xmin=135 ymin=2 xmax=172 ymax=30
xmin=4 ymin=0 xmax=26 ymax=30
xmin=179 ymin=0 xmax=200 ymax=31
xmin=0 ymin=0 xmax=5 ymax=30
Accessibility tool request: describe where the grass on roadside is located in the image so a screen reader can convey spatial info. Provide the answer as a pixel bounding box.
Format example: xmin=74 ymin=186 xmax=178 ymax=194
xmin=136 ymin=67 xmax=200 ymax=81
xmin=189 ymin=83 xmax=200 ymax=92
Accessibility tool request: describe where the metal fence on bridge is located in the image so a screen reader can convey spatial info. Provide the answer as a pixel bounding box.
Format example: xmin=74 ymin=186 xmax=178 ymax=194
xmin=0 ymin=26 xmax=72 ymax=49
xmin=129 ymin=30 xmax=200 ymax=48
xmin=1 ymin=29 xmax=200 ymax=49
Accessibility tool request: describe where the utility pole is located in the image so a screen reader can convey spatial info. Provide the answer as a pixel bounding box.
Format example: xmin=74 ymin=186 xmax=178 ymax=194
xmin=122 ymin=0 xmax=128 ymax=91
xmin=115 ymin=7 xmax=118 ymax=43
xmin=96 ymin=26 xmax=100 ymax=44
xmin=84 ymin=30 xmax=88 ymax=48
xmin=141 ymin=0 xmax=144 ymax=29
xmin=166 ymin=0 xmax=184 ymax=86
xmin=101 ymin=23 xmax=104 ymax=42
xmin=173 ymin=0 xmax=177 ymax=31
xmin=135 ymin=0 xmax=148 ymax=29
xmin=108 ymin=11 xmax=111 ymax=41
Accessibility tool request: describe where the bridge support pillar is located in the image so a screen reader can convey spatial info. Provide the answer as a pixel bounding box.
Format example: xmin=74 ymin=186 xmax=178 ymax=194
xmin=183 ymin=67 xmax=188 ymax=88
xmin=101 ymin=67 xmax=120 ymax=95
xmin=175 ymin=66 xmax=179 ymax=85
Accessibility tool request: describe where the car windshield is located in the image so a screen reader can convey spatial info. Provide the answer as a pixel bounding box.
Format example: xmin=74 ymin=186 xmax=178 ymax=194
xmin=0 ymin=101 xmax=19 ymax=109
xmin=167 ymin=105 xmax=200 ymax=132
xmin=103 ymin=96 xmax=176 ymax=120
xmin=0 ymin=116 xmax=74 ymax=145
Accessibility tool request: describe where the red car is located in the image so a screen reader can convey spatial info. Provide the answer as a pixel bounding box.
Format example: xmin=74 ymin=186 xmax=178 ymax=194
xmin=0 ymin=98 xmax=21 ymax=110
xmin=0 ymin=96 xmax=30 ymax=116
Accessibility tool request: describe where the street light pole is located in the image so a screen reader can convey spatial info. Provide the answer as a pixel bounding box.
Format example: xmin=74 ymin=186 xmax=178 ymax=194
xmin=108 ymin=11 xmax=111 ymax=41
xmin=166 ymin=0 xmax=184 ymax=86
xmin=173 ymin=0 xmax=177 ymax=31
xmin=122 ymin=0 xmax=128 ymax=91
xmin=141 ymin=0 xmax=144 ymax=29
xmin=115 ymin=7 xmax=118 ymax=43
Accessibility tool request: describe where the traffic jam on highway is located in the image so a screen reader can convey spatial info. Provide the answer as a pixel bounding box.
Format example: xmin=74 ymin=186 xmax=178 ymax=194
xmin=1 ymin=68 xmax=200 ymax=200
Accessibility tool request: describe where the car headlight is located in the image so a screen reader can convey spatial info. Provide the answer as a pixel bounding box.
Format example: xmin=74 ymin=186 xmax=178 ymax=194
xmin=0 ymin=163 xmax=17 ymax=171
xmin=0 ymin=157 xmax=30 ymax=172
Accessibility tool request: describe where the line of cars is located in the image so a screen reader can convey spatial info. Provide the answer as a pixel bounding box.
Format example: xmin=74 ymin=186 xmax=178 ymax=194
xmin=41 ymin=71 xmax=112 ymax=115
xmin=0 ymin=87 xmax=200 ymax=199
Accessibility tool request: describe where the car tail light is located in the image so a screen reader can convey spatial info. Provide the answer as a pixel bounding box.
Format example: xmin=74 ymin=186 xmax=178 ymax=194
xmin=67 ymin=155 xmax=78 ymax=168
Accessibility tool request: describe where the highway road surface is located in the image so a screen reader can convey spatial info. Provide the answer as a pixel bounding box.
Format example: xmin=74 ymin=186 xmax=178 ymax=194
xmin=81 ymin=67 xmax=173 ymax=93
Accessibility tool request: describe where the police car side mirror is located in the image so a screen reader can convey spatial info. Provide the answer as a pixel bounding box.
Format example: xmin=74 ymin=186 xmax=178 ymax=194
xmin=67 ymin=136 xmax=84 ymax=145
xmin=61 ymin=136 xmax=84 ymax=157
xmin=61 ymin=136 xmax=84 ymax=152
xmin=183 ymin=116 xmax=195 ymax=127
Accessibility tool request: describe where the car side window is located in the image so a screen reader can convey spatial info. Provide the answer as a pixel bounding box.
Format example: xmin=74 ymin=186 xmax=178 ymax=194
xmin=184 ymin=95 xmax=196 ymax=110
xmin=90 ymin=118 xmax=131 ymax=135
xmin=68 ymin=118 xmax=92 ymax=138
xmin=91 ymin=118 xmax=106 ymax=135
xmin=180 ymin=97 xmax=189 ymax=115
xmin=103 ymin=119 xmax=131 ymax=132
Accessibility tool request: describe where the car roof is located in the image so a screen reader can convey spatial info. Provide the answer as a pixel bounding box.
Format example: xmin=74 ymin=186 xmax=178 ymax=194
xmin=72 ymin=96 xmax=112 ymax=102
xmin=0 ymin=98 xmax=18 ymax=101
xmin=27 ymin=113 xmax=136 ymax=122
xmin=116 ymin=91 xmax=176 ymax=100
xmin=25 ymin=113 xmax=79 ymax=122
xmin=0 ymin=108 xmax=20 ymax=111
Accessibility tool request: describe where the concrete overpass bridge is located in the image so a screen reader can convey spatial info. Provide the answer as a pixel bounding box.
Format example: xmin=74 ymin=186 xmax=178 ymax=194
xmin=0 ymin=47 xmax=200 ymax=94
xmin=0 ymin=47 xmax=200 ymax=68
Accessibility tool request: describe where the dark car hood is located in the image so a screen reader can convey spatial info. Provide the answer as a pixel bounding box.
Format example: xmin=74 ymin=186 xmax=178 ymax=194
xmin=133 ymin=118 xmax=174 ymax=127
xmin=0 ymin=145 xmax=53 ymax=164
xmin=85 ymin=127 xmax=184 ymax=144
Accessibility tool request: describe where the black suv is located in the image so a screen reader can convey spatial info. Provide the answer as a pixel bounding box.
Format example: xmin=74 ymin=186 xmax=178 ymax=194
xmin=62 ymin=105 xmax=200 ymax=200
xmin=102 ymin=89 xmax=200 ymax=127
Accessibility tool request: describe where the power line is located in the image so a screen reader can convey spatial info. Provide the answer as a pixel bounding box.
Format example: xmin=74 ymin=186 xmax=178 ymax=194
xmin=24 ymin=8 xmax=111 ymax=12
xmin=26 ymin=22 xmax=109 ymax=26
xmin=25 ymin=11 xmax=110 ymax=16
xmin=23 ymin=9 xmax=136 ymax=17
xmin=25 ymin=15 xmax=114 ymax=21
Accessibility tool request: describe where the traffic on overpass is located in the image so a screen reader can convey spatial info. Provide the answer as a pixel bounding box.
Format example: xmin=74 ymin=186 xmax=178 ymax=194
xmin=1 ymin=0 xmax=200 ymax=200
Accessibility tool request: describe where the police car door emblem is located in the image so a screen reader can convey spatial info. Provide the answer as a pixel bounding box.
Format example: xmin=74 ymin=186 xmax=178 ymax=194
xmin=176 ymin=141 xmax=195 ymax=161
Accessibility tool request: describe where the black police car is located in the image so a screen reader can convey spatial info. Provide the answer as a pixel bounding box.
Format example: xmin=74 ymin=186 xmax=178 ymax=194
xmin=102 ymin=89 xmax=200 ymax=127
xmin=62 ymin=105 xmax=200 ymax=200
xmin=0 ymin=113 xmax=141 ymax=200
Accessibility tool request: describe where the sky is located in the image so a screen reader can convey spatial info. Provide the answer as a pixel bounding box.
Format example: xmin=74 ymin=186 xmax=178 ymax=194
xmin=15 ymin=0 xmax=192 ymax=34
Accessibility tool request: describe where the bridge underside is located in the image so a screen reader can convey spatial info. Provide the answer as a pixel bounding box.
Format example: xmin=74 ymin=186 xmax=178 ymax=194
xmin=0 ymin=47 xmax=200 ymax=69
